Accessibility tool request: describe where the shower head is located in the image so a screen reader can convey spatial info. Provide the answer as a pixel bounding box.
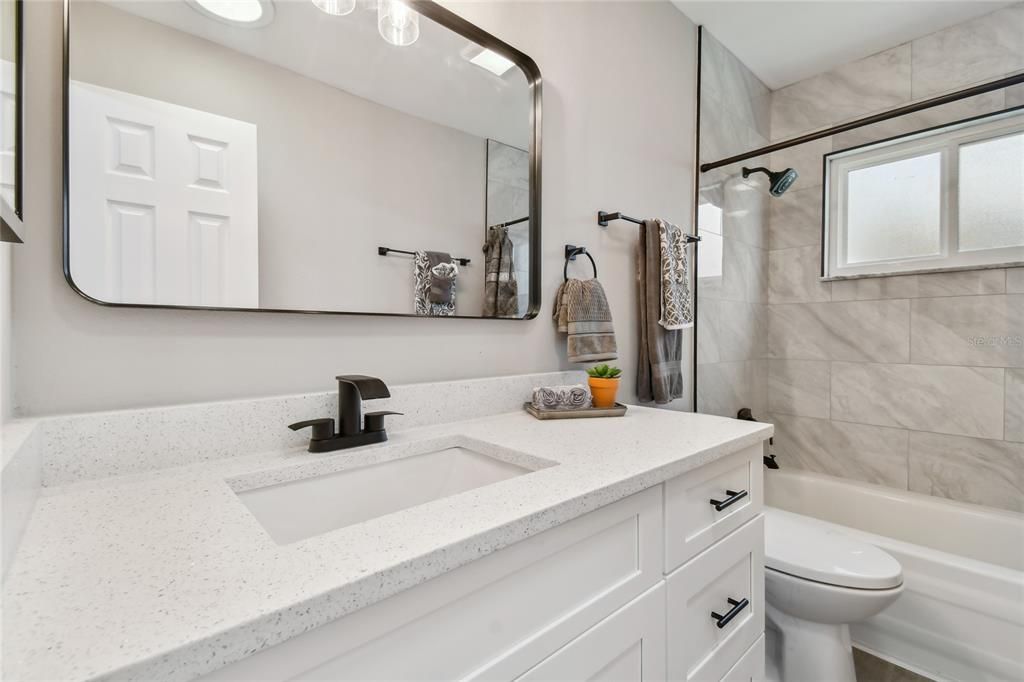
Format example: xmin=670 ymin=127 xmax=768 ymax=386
xmin=741 ymin=166 xmax=799 ymax=197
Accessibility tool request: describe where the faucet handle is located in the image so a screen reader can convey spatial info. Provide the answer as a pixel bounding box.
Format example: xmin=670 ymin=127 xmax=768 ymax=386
xmin=364 ymin=410 xmax=402 ymax=433
xmin=288 ymin=418 xmax=335 ymax=441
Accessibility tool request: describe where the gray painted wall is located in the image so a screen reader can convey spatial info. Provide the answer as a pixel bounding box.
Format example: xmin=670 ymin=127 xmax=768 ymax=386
xmin=13 ymin=0 xmax=697 ymax=415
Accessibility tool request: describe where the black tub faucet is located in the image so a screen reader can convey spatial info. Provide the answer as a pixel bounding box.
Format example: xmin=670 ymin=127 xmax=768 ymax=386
xmin=289 ymin=375 xmax=402 ymax=453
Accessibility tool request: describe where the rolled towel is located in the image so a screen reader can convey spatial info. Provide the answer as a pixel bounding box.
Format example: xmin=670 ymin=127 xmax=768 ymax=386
xmin=532 ymin=384 xmax=592 ymax=411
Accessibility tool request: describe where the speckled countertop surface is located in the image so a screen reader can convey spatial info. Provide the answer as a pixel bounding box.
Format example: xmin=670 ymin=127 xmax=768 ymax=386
xmin=3 ymin=407 xmax=771 ymax=682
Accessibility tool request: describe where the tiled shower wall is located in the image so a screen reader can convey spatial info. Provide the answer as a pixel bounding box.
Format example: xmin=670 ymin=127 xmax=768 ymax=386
xmin=762 ymin=3 xmax=1024 ymax=512
xmin=695 ymin=32 xmax=771 ymax=420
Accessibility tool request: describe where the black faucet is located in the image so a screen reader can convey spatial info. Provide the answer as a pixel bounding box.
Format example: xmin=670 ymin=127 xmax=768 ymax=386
xmin=736 ymin=407 xmax=779 ymax=469
xmin=289 ymin=375 xmax=402 ymax=453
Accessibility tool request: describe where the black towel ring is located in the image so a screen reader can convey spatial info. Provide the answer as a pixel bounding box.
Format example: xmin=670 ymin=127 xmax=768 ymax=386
xmin=564 ymin=244 xmax=597 ymax=281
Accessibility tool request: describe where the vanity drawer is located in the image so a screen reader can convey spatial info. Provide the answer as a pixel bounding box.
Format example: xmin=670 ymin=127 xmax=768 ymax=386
xmin=666 ymin=516 xmax=765 ymax=682
xmin=721 ymin=634 xmax=765 ymax=682
xmin=664 ymin=445 xmax=763 ymax=573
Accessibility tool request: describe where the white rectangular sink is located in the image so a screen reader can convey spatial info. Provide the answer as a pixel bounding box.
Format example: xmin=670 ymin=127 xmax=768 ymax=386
xmin=235 ymin=445 xmax=536 ymax=544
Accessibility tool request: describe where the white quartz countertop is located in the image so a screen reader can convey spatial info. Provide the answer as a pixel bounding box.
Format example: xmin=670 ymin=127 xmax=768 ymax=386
xmin=3 ymin=406 xmax=771 ymax=682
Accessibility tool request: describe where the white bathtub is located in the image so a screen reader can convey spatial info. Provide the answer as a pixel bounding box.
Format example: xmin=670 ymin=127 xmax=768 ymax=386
xmin=765 ymin=468 xmax=1024 ymax=682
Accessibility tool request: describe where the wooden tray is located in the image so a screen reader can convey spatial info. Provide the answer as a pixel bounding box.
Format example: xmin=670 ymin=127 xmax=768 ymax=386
xmin=523 ymin=402 xmax=628 ymax=419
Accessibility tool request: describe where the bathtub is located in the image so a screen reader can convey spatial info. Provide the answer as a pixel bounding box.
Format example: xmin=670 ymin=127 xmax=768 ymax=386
xmin=765 ymin=468 xmax=1024 ymax=682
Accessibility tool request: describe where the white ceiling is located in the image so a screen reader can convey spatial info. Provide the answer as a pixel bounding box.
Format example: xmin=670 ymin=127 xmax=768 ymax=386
xmin=98 ymin=1 xmax=531 ymax=147
xmin=673 ymin=1 xmax=1017 ymax=89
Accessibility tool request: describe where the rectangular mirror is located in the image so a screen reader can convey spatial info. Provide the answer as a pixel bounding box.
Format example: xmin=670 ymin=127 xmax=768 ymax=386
xmin=1 ymin=0 xmax=23 ymax=243
xmin=64 ymin=0 xmax=541 ymax=318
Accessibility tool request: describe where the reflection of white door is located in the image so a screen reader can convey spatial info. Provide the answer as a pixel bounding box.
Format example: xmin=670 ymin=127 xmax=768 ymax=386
xmin=1 ymin=60 xmax=16 ymax=209
xmin=69 ymin=81 xmax=258 ymax=307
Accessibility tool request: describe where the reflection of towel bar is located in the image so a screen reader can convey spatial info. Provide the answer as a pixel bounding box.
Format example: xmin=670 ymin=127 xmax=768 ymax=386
xmin=489 ymin=216 xmax=529 ymax=229
xmin=597 ymin=211 xmax=701 ymax=244
xmin=377 ymin=246 xmax=471 ymax=266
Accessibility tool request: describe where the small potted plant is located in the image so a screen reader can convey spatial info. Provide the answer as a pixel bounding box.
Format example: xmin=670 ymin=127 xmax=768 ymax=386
xmin=586 ymin=364 xmax=622 ymax=408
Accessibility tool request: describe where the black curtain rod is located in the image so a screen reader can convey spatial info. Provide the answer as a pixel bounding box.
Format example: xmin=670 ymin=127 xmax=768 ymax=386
xmin=377 ymin=246 xmax=471 ymax=266
xmin=700 ymin=71 xmax=1024 ymax=173
xmin=598 ymin=211 xmax=701 ymax=243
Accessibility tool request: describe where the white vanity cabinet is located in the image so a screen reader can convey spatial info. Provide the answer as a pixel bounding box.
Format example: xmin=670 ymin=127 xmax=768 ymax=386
xmin=199 ymin=445 xmax=765 ymax=682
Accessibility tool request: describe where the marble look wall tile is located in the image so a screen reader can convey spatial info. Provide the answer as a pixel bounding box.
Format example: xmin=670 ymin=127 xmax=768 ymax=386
xmin=771 ymin=45 xmax=912 ymax=141
xmin=716 ymin=301 xmax=769 ymax=362
xmin=770 ymin=413 xmax=909 ymax=488
xmin=1007 ymin=369 xmax=1024 ymax=443
xmin=721 ymin=175 xmax=769 ymax=249
xmin=1008 ymin=268 xmax=1024 ymax=294
xmin=722 ymin=238 xmax=768 ymax=304
xmin=769 ymin=246 xmax=831 ymax=304
xmin=768 ymin=360 xmax=830 ymax=419
xmin=697 ymin=299 xmax=721 ymax=365
xmin=697 ymin=361 xmax=751 ymax=418
xmin=911 ymin=3 xmax=1024 ymax=99
xmin=1008 ymin=84 xmax=1024 ymax=108
xmin=831 ymin=269 xmax=1006 ymax=301
xmin=831 ymin=362 xmax=1004 ymax=439
xmin=908 ymin=431 xmax=1024 ymax=512
xmin=769 ymin=299 xmax=910 ymax=362
xmin=910 ymin=295 xmax=1024 ymax=368
xmin=769 ymin=187 xmax=822 ymax=250
xmin=769 ymin=137 xmax=833 ymax=190
xmin=701 ymin=30 xmax=772 ymax=141
xmin=831 ymin=91 xmax=1006 ymax=150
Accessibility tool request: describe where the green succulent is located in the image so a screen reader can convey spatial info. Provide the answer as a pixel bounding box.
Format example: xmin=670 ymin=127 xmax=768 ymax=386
xmin=586 ymin=364 xmax=622 ymax=379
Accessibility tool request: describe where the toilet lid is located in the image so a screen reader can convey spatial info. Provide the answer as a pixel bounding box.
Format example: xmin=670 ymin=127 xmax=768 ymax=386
xmin=764 ymin=508 xmax=903 ymax=589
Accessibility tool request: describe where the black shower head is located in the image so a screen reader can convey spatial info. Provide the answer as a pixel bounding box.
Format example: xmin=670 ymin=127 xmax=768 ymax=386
xmin=741 ymin=166 xmax=799 ymax=197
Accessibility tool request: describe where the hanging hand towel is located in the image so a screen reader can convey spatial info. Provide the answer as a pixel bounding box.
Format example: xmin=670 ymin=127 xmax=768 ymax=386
xmin=482 ymin=226 xmax=519 ymax=317
xmin=638 ymin=219 xmax=683 ymax=404
xmin=657 ymin=219 xmax=693 ymax=330
xmin=553 ymin=278 xmax=617 ymax=363
xmin=414 ymin=251 xmax=457 ymax=316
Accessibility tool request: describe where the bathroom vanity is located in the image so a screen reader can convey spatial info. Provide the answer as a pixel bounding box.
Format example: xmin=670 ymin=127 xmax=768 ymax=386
xmin=1 ymin=373 xmax=771 ymax=681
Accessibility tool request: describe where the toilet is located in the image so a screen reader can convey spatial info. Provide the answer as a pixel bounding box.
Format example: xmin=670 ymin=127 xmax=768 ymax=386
xmin=764 ymin=508 xmax=904 ymax=682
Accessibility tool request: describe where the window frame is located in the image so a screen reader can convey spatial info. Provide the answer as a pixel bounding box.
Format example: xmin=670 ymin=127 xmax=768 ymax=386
xmin=822 ymin=107 xmax=1024 ymax=280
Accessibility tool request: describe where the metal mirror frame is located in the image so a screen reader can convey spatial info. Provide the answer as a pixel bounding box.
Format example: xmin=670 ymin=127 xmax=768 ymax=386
xmin=61 ymin=0 xmax=543 ymax=320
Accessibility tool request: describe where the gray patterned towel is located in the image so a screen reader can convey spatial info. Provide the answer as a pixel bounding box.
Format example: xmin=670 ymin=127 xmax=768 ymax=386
xmin=657 ymin=219 xmax=693 ymax=330
xmin=532 ymin=385 xmax=592 ymax=411
xmin=553 ymin=278 xmax=618 ymax=363
xmin=414 ymin=251 xmax=457 ymax=316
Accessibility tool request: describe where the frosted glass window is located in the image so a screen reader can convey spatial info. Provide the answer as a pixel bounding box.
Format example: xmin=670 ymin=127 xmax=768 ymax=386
xmin=697 ymin=202 xmax=723 ymax=279
xmin=958 ymin=132 xmax=1024 ymax=251
xmin=845 ymin=153 xmax=942 ymax=264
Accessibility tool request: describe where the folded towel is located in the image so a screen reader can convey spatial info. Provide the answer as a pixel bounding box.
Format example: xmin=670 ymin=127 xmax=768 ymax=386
xmin=657 ymin=219 xmax=693 ymax=330
xmin=414 ymin=251 xmax=457 ymax=316
xmin=532 ymin=385 xmax=592 ymax=411
xmin=553 ymin=278 xmax=617 ymax=363
xmin=638 ymin=219 xmax=683 ymax=404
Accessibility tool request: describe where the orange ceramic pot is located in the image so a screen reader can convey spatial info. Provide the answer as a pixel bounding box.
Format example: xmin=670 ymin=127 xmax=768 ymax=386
xmin=588 ymin=377 xmax=620 ymax=408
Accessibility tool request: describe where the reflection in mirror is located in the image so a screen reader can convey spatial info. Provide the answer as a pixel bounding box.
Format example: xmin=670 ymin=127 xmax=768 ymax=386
xmin=66 ymin=0 xmax=538 ymax=318
xmin=1 ymin=0 xmax=22 ymax=239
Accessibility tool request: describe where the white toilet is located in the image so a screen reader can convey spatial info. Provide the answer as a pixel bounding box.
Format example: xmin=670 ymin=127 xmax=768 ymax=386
xmin=763 ymin=509 xmax=904 ymax=682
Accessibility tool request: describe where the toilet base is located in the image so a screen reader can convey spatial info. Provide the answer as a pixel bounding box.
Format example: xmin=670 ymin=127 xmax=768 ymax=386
xmin=766 ymin=603 xmax=856 ymax=682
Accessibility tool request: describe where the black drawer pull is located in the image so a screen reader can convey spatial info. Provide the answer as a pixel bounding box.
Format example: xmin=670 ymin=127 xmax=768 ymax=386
xmin=711 ymin=597 xmax=749 ymax=629
xmin=709 ymin=489 xmax=748 ymax=511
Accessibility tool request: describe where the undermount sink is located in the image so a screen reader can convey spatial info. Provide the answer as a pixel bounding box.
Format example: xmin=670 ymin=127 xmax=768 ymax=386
xmin=234 ymin=443 xmax=544 ymax=544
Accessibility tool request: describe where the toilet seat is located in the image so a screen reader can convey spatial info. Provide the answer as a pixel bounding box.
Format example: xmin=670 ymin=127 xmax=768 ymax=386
xmin=764 ymin=508 xmax=903 ymax=590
